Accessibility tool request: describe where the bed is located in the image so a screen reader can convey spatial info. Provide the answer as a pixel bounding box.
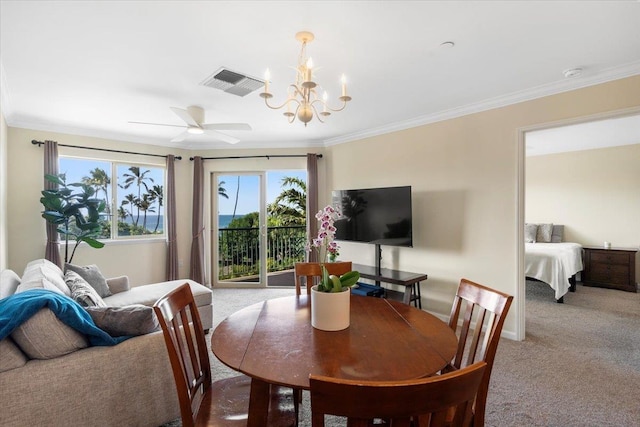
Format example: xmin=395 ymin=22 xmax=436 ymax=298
xmin=524 ymin=224 xmax=583 ymax=302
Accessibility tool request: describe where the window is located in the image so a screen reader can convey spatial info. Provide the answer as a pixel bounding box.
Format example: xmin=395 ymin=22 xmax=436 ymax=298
xmin=59 ymin=157 xmax=165 ymax=240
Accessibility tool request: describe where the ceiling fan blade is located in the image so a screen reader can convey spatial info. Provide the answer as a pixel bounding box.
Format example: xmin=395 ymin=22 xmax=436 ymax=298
xmin=128 ymin=121 xmax=185 ymax=128
xmin=170 ymin=131 xmax=190 ymax=143
xmin=202 ymin=123 xmax=252 ymax=131
xmin=204 ymin=129 xmax=240 ymax=144
xmin=170 ymin=107 xmax=199 ymax=127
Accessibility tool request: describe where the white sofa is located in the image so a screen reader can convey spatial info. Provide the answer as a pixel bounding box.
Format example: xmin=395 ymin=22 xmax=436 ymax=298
xmin=0 ymin=259 xmax=214 ymax=427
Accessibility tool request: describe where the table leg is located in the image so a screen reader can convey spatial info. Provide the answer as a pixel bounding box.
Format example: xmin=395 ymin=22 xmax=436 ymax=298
xmin=248 ymin=377 xmax=270 ymax=427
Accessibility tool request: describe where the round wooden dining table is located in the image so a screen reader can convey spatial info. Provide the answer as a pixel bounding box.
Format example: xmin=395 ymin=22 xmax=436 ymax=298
xmin=211 ymin=294 xmax=457 ymax=427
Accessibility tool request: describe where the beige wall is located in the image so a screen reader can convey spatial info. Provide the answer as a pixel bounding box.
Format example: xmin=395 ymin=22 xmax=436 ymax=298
xmin=328 ymin=75 xmax=640 ymax=338
xmin=526 ymin=143 xmax=640 ymax=281
xmin=0 ymin=111 xmax=7 ymax=271
xmin=4 ymin=74 xmax=640 ymax=338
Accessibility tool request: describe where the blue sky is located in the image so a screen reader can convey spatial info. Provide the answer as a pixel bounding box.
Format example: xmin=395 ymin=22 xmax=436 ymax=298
xmin=59 ymin=157 xmax=164 ymax=208
xmin=217 ymin=170 xmax=306 ymax=215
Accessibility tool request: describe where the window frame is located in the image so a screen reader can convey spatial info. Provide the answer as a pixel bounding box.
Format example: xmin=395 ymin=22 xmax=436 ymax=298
xmin=58 ymin=155 xmax=167 ymax=243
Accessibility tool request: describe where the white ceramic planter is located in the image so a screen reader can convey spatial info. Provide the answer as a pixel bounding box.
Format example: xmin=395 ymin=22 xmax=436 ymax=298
xmin=310 ymin=285 xmax=350 ymax=331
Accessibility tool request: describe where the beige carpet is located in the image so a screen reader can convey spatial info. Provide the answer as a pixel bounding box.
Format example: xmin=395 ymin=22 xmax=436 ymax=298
xmin=164 ymin=281 xmax=640 ymax=426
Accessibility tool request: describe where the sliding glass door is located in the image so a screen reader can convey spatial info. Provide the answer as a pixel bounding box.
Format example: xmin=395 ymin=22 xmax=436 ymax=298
xmin=214 ymin=173 xmax=266 ymax=287
xmin=211 ymin=170 xmax=307 ymax=288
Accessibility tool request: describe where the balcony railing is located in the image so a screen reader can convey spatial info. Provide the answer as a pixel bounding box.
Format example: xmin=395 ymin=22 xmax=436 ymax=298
xmin=217 ymin=225 xmax=306 ymax=280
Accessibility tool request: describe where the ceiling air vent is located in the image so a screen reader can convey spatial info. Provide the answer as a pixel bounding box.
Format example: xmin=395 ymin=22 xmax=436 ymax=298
xmin=201 ymin=67 xmax=264 ymax=97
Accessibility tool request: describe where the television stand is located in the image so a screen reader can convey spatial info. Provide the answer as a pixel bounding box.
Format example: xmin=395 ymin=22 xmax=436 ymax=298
xmin=352 ymin=263 xmax=426 ymax=309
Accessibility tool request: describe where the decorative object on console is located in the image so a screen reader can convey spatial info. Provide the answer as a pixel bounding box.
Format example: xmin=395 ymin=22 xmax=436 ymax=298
xmin=260 ymin=31 xmax=352 ymax=126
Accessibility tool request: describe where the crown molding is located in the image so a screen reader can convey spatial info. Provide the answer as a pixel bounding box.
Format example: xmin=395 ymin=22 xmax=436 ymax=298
xmin=7 ymin=118 xmax=323 ymax=151
xmin=324 ymin=60 xmax=640 ymax=147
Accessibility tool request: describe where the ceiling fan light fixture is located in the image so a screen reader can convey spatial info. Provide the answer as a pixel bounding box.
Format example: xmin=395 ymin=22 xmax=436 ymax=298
xmin=187 ymin=126 xmax=204 ymax=135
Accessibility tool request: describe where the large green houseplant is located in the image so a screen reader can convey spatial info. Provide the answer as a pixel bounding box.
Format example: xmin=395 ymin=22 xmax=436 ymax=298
xmin=40 ymin=173 xmax=106 ymax=264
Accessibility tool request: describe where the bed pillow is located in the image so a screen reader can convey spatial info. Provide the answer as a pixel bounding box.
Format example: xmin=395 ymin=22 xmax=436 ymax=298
xmin=536 ymin=223 xmax=553 ymax=243
xmin=551 ymin=225 xmax=564 ymax=243
xmin=0 ymin=269 xmax=21 ymax=299
xmin=524 ymin=223 xmax=538 ymax=243
xmin=65 ymin=270 xmax=108 ymax=308
xmin=64 ymin=263 xmax=111 ymax=298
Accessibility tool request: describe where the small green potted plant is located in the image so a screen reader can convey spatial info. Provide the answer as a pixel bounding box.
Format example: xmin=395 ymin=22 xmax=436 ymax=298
xmin=40 ymin=173 xmax=106 ymax=264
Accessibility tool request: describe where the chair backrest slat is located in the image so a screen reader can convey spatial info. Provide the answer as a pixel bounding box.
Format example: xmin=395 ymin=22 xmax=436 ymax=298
xmin=310 ymin=361 xmax=487 ymax=427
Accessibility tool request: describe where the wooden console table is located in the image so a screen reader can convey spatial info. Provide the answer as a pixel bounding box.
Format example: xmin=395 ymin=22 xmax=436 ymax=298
xmin=352 ymin=263 xmax=427 ymax=308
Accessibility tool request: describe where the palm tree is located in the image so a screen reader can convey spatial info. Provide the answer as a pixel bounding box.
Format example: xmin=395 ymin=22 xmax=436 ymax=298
xmin=121 ymin=194 xmax=138 ymax=225
xmin=120 ymin=166 xmax=154 ymax=224
xmin=218 ymin=180 xmax=229 ymax=199
xmin=82 ymin=167 xmax=111 ymax=213
xmin=269 ymin=176 xmax=307 ymax=225
xmin=232 ymin=176 xmax=240 ymax=221
xmin=138 ymin=193 xmax=155 ymax=232
xmin=149 ymin=184 xmax=164 ymax=233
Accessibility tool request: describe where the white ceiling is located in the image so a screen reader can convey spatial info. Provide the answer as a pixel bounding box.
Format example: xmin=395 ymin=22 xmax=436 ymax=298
xmin=526 ymin=113 xmax=640 ymax=157
xmin=1 ymin=1 xmax=640 ymax=151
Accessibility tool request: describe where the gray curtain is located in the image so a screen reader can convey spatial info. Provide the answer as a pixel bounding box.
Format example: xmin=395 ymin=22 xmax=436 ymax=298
xmin=190 ymin=156 xmax=205 ymax=284
xmin=44 ymin=140 xmax=61 ymax=267
xmin=165 ymin=155 xmax=178 ymax=280
xmin=306 ymin=153 xmax=319 ymax=262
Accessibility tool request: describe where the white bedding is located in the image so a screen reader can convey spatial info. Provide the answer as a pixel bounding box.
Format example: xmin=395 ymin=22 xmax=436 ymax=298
xmin=525 ymin=242 xmax=584 ymax=300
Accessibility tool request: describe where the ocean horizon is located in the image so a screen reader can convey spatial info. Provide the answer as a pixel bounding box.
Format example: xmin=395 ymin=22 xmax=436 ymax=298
xmin=120 ymin=213 xmax=247 ymax=231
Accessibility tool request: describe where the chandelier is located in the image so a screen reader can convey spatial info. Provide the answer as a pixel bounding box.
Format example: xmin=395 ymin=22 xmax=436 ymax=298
xmin=260 ymin=31 xmax=352 ymax=126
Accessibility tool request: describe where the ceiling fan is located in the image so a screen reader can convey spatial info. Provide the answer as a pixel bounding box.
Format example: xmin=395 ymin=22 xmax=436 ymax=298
xmin=129 ymin=105 xmax=252 ymax=144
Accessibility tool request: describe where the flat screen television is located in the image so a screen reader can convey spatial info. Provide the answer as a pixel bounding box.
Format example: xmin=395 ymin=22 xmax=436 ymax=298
xmin=331 ymin=185 xmax=413 ymax=247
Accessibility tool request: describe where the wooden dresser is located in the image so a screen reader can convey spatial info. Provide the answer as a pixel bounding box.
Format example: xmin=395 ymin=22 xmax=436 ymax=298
xmin=582 ymin=246 xmax=638 ymax=292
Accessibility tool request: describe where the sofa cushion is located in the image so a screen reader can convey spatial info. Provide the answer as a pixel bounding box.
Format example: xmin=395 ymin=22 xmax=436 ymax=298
xmin=102 ymin=279 xmax=212 ymax=308
xmin=0 ymin=269 xmax=21 ymax=299
xmin=106 ymin=275 xmax=130 ymax=294
xmin=65 ymin=271 xmax=108 ymax=308
xmin=18 ymin=261 xmax=69 ymax=296
xmin=85 ymin=305 xmax=160 ymax=337
xmin=65 ymin=263 xmax=112 ymax=298
xmin=0 ymin=337 xmax=28 ymax=372
xmin=10 ymin=308 xmax=89 ymax=359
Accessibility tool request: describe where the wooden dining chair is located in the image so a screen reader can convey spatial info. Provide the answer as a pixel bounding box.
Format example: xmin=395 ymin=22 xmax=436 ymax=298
xmin=310 ymin=361 xmax=487 ymax=427
xmin=153 ymin=283 xmax=296 ymax=427
xmin=445 ymin=278 xmax=513 ymax=427
xmin=294 ymin=261 xmax=353 ymax=295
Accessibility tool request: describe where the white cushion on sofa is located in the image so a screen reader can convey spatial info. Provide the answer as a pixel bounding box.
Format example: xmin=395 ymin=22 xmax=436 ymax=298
xmin=102 ymin=279 xmax=212 ymax=308
xmin=0 ymin=269 xmax=21 ymax=299
xmin=19 ymin=260 xmax=70 ymax=296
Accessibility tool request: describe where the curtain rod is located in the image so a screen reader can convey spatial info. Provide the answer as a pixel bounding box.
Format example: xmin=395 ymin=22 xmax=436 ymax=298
xmin=190 ymin=154 xmax=322 ymax=161
xmin=31 ymin=140 xmax=182 ymax=160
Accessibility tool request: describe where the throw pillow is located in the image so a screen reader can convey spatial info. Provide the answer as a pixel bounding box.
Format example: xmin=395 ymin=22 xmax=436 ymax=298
xmin=0 ymin=337 xmax=28 ymax=372
xmin=65 ymin=270 xmax=108 ymax=308
xmin=524 ymin=223 xmax=538 ymax=243
xmin=551 ymin=224 xmax=564 ymax=243
xmin=105 ymin=275 xmax=130 ymax=294
xmin=0 ymin=269 xmax=21 ymax=299
xmin=20 ymin=264 xmax=70 ymax=297
xmin=10 ymin=308 xmax=89 ymax=359
xmin=64 ymin=263 xmax=111 ymax=298
xmin=536 ymin=223 xmax=554 ymax=243
xmin=85 ymin=305 xmax=160 ymax=337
